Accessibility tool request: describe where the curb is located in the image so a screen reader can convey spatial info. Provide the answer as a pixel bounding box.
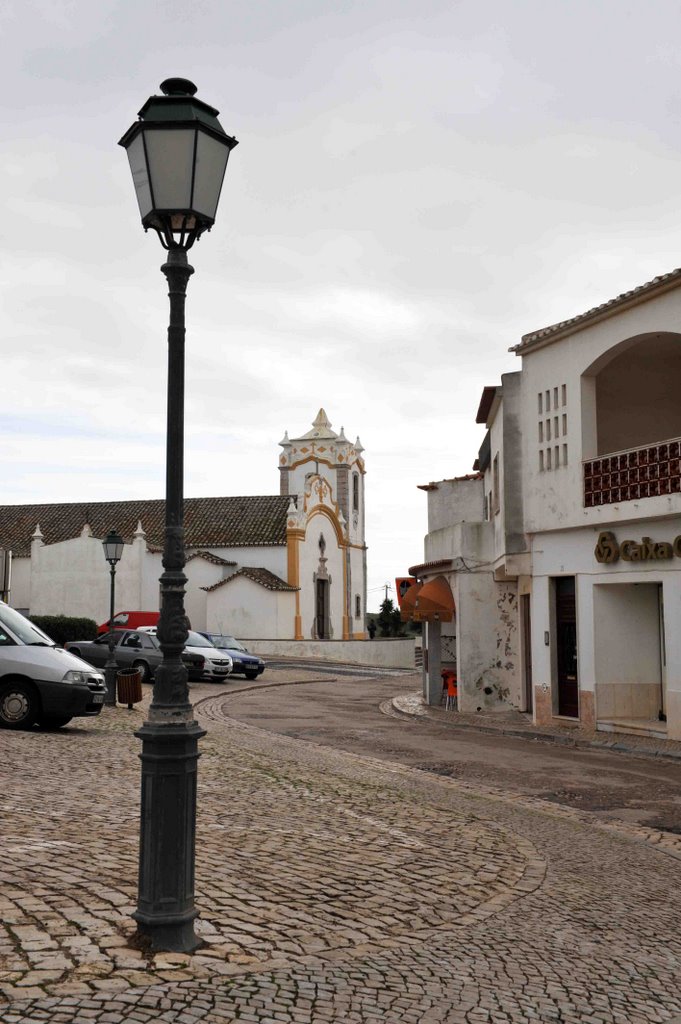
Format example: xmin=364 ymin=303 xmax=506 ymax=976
xmin=388 ymin=696 xmax=681 ymax=764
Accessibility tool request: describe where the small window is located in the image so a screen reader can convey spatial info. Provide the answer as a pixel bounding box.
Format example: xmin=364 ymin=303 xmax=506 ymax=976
xmin=561 ymin=384 xmax=567 ymax=406
xmin=539 ymin=450 xmax=545 ymax=471
xmin=538 ymin=392 xmax=543 ymax=414
xmin=538 ymin=422 xmax=544 ymax=442
xmin=492 ymin=454 xmax=500 ymax=512
xmin=546 ymin=419 xmax=551 ymax=441
xmin=355 ymin=594 xmax=361 ymax=618
xmin=545 ymin=390 xmax=551 ymax=411
xmin=562 ymin=413 xmax=567 ymax=436
xmin=563 ymin=443 xmax=568 ymax=465
xmin=554 ymin=416 xmax=559 ymax=437
xmin=546 ymin=447 xmax=552 ymax=469
xmin=352 ymin=473 xmax=360 ymax=513
xmin=554 ymin=445 xmax=560 ymax=467
xmin=553 ymin=387 xmax=558 ymax=407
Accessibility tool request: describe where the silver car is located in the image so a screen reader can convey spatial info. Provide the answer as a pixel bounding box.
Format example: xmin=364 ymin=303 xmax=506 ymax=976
xmin=139 ymin=627 xmax=232 ymax=680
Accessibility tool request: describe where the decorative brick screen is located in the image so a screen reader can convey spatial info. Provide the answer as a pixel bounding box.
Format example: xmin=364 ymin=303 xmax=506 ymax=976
xmin=584 ymin=439 xmax=681 ymax=507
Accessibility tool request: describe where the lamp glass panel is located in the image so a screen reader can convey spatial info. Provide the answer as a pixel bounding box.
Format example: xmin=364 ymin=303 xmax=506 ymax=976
xmin=143 ymin=128 xmax=195 ymax=210
xmin=126 ymin=134 xmax=153 ymax=219
xmin=192 ymin=131 xmax=230 ymax=219
xmin=103 ymin=536 xmax=124 ymax=562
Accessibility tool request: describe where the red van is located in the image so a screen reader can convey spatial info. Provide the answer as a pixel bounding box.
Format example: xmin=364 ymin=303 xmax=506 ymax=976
xmin=97 ymin=611 xmax=160 ymax=635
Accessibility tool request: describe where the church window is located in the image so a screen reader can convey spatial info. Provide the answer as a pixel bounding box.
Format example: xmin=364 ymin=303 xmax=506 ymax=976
xmin=355 ymin=594 xmax=361 ymax=618
xmin=352 ymin=473 xmax=360 ymax=512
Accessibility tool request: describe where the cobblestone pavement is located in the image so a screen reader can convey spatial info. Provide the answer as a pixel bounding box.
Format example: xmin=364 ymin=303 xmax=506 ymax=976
xmin=2 ymin=670 xmax=681 ymax=1022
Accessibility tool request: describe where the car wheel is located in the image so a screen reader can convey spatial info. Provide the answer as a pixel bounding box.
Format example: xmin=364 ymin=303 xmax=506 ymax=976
xmin=132 ymin=661 xmax=151 ymax=683
xmin=38 ymin=715 xmax=73 ymax=730
xmin=0 ymin=681 xmax=40 ymax=730
xmin=245 ymin=670 xmax=259 ymax=680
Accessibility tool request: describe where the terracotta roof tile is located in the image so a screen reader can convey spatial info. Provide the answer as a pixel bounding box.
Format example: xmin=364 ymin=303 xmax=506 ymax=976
xmin=202 ymin=566 xmax=298 ymax=593
xmin=514 ymin=266 xmax=681 ymax=352
xmin=185 ymin=550 xmax=237 ymax=567
xmin=0 ymin=496 xmax=290 ymax=557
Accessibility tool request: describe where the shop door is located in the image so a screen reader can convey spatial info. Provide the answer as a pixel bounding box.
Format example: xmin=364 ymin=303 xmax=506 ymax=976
xmin=556 ymin=577 xmax=578 ymax=718
xmin=316 ymin=579 xmax=328 ymax=639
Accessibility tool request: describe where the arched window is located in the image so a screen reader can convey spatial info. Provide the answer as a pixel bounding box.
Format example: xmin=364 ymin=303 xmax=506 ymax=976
xmin=352 ymin=472 xmax=360 ymax=513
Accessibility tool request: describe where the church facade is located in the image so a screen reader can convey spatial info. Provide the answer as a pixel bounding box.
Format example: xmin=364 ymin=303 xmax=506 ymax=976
xmin=0 ymin=410 xmax=368 ymax=641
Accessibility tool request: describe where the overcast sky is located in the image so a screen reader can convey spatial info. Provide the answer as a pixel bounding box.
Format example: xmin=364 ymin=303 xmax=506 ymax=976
xmin=2 ymin=0 xmax=680 ymax=610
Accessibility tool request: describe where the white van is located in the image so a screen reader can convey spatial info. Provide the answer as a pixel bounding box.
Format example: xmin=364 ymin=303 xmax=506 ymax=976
xmin=0 ymin=602 xmax=106 ymax=730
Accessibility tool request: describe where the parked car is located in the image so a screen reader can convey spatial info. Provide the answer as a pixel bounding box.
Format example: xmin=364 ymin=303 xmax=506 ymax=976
xmin=96 ymin=610 xmax=160 ymax=636
xmin=66 ymin=630 xmax=204 ymax=683
xmin=199 ymin=633 xmax=265 ymax=680
xmin=0 ymin=601 xmax=106 ymax=730
xmin=139 ymin=627 xmax=233 ymax=681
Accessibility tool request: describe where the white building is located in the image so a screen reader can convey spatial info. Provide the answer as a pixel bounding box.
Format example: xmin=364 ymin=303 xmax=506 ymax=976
xmin=410 ymin=267 xmax=681 ymax=741
xmin=0 ymin=410 xmax=368 ymax=642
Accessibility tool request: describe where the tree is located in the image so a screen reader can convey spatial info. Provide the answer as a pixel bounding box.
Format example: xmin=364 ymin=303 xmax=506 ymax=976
xmin=377 ymin=597 xmax=403 ymax=637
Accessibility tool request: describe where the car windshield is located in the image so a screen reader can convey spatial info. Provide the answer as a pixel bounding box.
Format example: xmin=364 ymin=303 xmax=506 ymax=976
xmin=186 ymin=630 xmax=218 ymax=648
xmin=0 ymin=603 xmax=55 ymax=646
xmin=212 ymin=635 xmax=245 ymax=651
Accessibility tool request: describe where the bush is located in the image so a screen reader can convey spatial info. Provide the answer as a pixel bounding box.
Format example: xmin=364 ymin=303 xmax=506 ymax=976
xmin=30 ymin=615 xmax=98 ymax=646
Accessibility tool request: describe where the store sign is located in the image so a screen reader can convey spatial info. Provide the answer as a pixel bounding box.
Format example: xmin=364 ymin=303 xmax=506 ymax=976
xmin=594 ymin=530 xmax=681 ymax=564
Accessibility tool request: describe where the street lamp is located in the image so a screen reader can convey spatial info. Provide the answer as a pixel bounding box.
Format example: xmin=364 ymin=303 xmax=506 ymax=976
xmin=119 ymin=78 xmax=238 ymax=953
xmin=102 ymin=528 xmax=124 ymax=707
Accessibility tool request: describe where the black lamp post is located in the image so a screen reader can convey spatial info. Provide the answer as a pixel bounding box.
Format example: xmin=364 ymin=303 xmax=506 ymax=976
xmin=119 ymin=78 xmax=238 ymax=953
xmin=102 ymin=529 xmax=124 ymax=707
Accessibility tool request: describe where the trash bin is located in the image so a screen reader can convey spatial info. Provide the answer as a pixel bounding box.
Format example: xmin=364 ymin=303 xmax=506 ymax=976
xmin=116 ymin=668 xmax=143 ymax=709
xmin=441 ymin=669 xmax=458 ymax=710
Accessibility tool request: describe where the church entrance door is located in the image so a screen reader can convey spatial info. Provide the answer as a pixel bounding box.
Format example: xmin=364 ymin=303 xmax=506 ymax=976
xmin=316 ymin=579 xmax=329 ymax=639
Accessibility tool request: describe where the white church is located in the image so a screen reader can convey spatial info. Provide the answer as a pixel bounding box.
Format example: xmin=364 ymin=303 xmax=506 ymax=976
xmin=0 ymin=411 xmax=368 ymax=641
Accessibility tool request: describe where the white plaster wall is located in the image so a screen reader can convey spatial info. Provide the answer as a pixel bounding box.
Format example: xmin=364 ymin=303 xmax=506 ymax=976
xmin=593 ymin=583 xmax=661 ymax=685
xmin=184 ymin=558 xmax=234 ymax=631
xmin=427 ymin=478 xmax=483 ymax=533
xmin=298 ymin=511 xmax=345 ymax=638
xmin=349 ymin=545 xmax=366 ymax=633
xmin=246 ymin=637 xmax=415 ymax=668
xmin=30 ymin=535 xmax=146 ymax=623
xmin=215 ymin=545 xmax=287 ymax=576
xmin=206 ymin=576 xmax=295 ymax=639
xmin=424 ymin=522 xmax=493 ymax=565
xmin=452 ymin=570 xmax=520 ymax=712
xmin=520 ymin=286 xmax=681 ymax=534
xmin=8 ymin=557 xmax=30 ymax=610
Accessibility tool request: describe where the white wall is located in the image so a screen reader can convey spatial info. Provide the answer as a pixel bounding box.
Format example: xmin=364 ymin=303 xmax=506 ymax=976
xmin=454 ymin=571 xmax=520 ymax=711
xmin=427 ymin=477 xmax=483 ymax=533
xmin=246 ymin=637 xmax=416 ymax=668
xmin=206 ymin=576 xmax=296 ymax=639
xmin=520 ymin=285 xmax=681 ymax=534
xmin=8 ymin=556 xmax=30 ymax=610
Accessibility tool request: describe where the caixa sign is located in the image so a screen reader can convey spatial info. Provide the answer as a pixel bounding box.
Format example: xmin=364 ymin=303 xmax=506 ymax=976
xmin=595 ymin=530 xmax=681 ymax=564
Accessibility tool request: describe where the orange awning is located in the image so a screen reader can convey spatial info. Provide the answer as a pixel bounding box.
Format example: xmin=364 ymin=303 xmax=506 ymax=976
xmin=413 ymin=575 xmax=455 ymax=623
xmin=400 ymin=581 xmax=423 ymax=622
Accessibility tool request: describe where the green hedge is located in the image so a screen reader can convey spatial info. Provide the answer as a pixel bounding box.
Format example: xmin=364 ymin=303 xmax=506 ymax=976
xmin=31 ymin=615 xmax=98 ymax=646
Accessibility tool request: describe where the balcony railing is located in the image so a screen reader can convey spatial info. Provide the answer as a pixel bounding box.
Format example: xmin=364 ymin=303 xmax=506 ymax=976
xmin=584 ymin=438 xmax=681 ymax=507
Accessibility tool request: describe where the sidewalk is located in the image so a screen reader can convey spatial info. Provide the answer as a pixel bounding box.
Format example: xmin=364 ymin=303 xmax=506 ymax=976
xmin=390 ymin=689 xmax=681 ymax=760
